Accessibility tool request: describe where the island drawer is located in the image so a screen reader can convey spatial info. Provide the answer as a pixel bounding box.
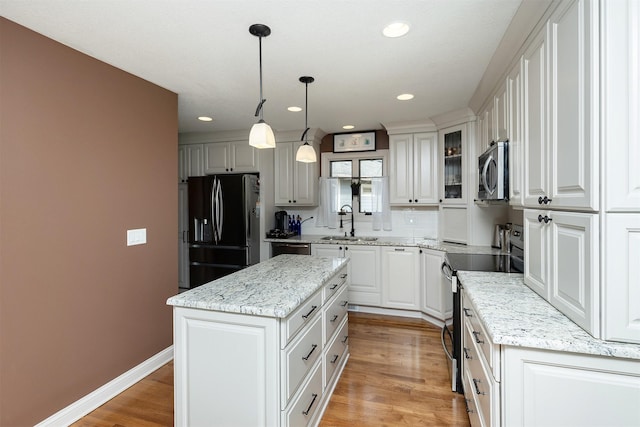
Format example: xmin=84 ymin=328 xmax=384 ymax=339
xmin=324 ymin=316 xmax=348 ymax=388
xmin=323 ymin=267 xmax=347 ymax=304
xmin=282 ymin=359 xmax=323 ymax=427
xmin=324 ymin=285 xmax=349 ymax=344
xmin=281 ymin=291 xmax=322 ymax=348
xmin=281 ymin=315 xmax=322 ymax=407
xmin=462 ymin=292 xmax=500 ymax=379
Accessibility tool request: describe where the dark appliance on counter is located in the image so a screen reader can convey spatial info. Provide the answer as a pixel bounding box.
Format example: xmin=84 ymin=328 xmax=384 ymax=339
xmin=274 ymin=210 xmax=288 ymax=231
xmin=186 ymin=174 xmax=260 ymax=290
xmin=440 ymin=224 xmax=524 ymax=393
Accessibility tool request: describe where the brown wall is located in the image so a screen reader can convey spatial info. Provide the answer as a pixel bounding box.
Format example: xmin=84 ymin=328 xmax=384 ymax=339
xmin=0 ymin=18 xmax=177 ymax=426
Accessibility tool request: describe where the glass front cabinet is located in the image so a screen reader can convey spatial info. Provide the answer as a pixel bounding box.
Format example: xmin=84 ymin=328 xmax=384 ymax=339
xmin=439 ymin=125 xmax=467 ymax=205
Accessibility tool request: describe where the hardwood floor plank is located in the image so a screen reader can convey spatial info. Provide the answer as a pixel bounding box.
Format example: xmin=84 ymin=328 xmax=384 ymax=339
xmin=73 ymin=313 xmax=470 ymax=427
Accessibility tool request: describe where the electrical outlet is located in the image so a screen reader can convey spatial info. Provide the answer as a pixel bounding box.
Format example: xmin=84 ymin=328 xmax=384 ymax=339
xmin=127 ymin=228 xmax=147 ymax=246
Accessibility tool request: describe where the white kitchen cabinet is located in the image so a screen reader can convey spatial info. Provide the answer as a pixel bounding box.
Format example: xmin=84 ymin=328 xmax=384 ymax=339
xmin=312 ymin=244 xmax=382 ymax=306
xmin=507 ymin=58 xmax=524 ymax=207
xmin=494 ymin=81 xmax=508 ymax=144
xmin=381 ymin=246 xmax=420 ymax=310
xmin=440 ymin=206 xmax=468 ymax=244
xmin=524 ymin=0 xmax=598 ymax=211
xmin=502 ymin=346 xmax=640 ymax=427
xmin=178 ymin=144 xmax=204 ymax=183
xmin=439 ymin=125 xmax=467 ymax=205
xmin=178 ymin=183 xmax=189 ymax=290
xmin=421 ymin=249 xmax=452 ymax=323
xmin=524 ymin=209 xmax=599 ymax=337
xmin=389 ymin=132 xmax=439 ymax=205
xmin=274 ymin=141 xmax=318 ymax=206
xmin=203 ymin=141 xmax=259 ymax=174
xmin=604 ymin=214 xmax=640 ymax=344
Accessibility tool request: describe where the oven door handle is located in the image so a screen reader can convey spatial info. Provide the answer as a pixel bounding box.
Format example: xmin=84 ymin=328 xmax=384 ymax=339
xmin=441 ymin=261 xmax=453 ymax=281
xmin=441 ymin=325 xmax=454 ymax=361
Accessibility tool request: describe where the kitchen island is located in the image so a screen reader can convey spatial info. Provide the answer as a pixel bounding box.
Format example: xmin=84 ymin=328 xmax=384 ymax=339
xmin=167 ymin=254 xmax=350 ymax=427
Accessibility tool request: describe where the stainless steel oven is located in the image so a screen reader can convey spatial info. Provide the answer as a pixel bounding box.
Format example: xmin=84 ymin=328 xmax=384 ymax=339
xmin=441 ymin=224 xmax=524 ymax=393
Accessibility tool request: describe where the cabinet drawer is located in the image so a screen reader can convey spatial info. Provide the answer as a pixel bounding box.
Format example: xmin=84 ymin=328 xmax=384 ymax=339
xmin=283 ymin=360 xmax=323 ymax=427
xmin=324 ymin=284 xmax=349 ymax=344
xmin=281 ymin=291 xmax=322 ymax=348
xmin=323 ymin=267 xmax=347 ymax=304
xmin=324 ymin=317 xmax=349 ymax=388
xmin=282 ymin=315 xmax=322 ymax=407
xmin=463 ymin=368 xmax=483 ymax=427
xmin=464 ymin=320 xmax=500 ymax=427
xmin=462 ymin=296 xmax=500 ymax=379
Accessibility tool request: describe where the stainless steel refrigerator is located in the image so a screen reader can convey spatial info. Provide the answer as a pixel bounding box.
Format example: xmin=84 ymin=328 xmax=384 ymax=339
xmin=187 ymin=174 xmax=260 ymax=289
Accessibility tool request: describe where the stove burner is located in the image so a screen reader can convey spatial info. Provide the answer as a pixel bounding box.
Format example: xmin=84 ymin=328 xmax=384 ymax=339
xmin=266 ymin=229 xmax=297 ymax=239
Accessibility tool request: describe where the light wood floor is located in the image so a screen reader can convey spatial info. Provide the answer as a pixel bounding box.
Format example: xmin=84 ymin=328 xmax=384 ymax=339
xmin=72 ymin=312 xmax=470 ymax=427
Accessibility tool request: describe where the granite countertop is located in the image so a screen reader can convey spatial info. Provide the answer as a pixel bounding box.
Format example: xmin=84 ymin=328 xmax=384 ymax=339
xmin=167 ymin=254 xmax=348 ymax=318
xmin=265 ymin=234 xmax=502 ymax=255
xmin=457 ymin=271 xmax=640 ymax=361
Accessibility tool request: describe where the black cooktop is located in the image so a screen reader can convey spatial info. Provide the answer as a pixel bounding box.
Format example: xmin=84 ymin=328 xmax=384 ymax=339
xmin=446 ymin=253 xmax=523 ymax=274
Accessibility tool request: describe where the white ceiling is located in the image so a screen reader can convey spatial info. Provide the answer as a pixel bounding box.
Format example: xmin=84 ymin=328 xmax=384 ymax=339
xmin=0 ymin=0 xmax=522 ymax=135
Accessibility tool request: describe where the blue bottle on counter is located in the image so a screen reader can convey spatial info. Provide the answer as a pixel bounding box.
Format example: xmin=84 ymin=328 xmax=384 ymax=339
xmin=288 ymin=215 xmax=294 ymax=233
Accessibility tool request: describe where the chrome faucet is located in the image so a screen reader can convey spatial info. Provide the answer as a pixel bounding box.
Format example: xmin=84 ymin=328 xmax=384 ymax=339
xmin=340 ymin=204 xmax=355 ymax=237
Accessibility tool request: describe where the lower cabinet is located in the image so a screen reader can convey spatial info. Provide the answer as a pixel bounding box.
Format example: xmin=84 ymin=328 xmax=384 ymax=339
xmin=421 ymin=249 xmax=453 ymax=322
xmin=173 ymin=266 xmax=349 ymax=427
xmin=381 ymin=246 xmax=420 ymax=310
xmin=462 ymin=289 xmax=640 ymax=427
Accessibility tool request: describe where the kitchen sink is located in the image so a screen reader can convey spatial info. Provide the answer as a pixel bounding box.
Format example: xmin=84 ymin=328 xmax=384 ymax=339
xmin=320 ymin=236 xmax=378 ymax=242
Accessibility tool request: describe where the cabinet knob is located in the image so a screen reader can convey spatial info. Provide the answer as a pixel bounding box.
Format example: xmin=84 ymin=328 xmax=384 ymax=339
xmin=439 ymin=199 xmax=443 ymax=203
xmin=293 ymin=200 xmax=297 ymax=203
xmin=414 ymin=199 xmax=418 ymax=203
xmin=288 ymin=200 xmax=292 ymax=203
xmin=408 ymin=199 xmax=412 ymax=203
xmin=538 ymin=196 xmax=553 ymax=205
xmin=537 ymin=214 xmax=552 ymax=224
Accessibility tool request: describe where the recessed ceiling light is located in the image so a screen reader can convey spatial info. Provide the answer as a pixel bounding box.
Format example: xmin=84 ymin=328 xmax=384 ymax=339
xmin=397 ymin=93 xmax=414 ymax=101
xmin=342 ymin=125 xmax=355 ymax=130
xmin=198 ymin=116 xmax=213 ymax=122
xmin=288 ymin=106 xmax=302 ymax=112
xmin=383 ymin=22 xmax=410 ymax=38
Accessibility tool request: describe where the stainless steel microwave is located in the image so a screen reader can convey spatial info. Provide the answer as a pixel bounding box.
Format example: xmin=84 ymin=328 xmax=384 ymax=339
xmin=477 ymin=140 xmax=508 ymax=201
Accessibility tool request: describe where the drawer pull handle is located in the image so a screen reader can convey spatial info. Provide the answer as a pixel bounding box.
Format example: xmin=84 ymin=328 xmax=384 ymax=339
xmin=340 ymin=273 xmax=348 ymax=279
xmin=394 ymin=248 xmax=405 ymax=251
xmin=302 ymin=393 xmax=318 ymax=416
xmin=472 ymin=378 xmax=485 ymax=395
xmin=331 ymin=354 xmax=340 ymax=364
xmin=340 ymin=300 xmax=349 ymax=307
xmin=463 ymin=347 xmax=472 ymax=360
xmin=341 ymin=335 xmax=349 ymax=344
xmin=330 ymin=314 xmax=339 ymax=322
xmin=329 ymin=284 xmax=339 ymax=290
xmin=463 ymin=308 xmax=473 ymax=317
xmin=464 ymin=398 xmax=474 ymax=413
xmin=537 ymin=214 xmax=552 ymax=224
xmin=302 ymin=344 xmax=318 ymax=361
xmin=472 ymin=331 xmax=484 ymax=344
xmin=302 ymin=305 xmax=318 ymax=319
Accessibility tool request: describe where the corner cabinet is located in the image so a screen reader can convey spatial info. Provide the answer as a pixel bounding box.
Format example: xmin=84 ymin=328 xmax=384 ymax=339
xmin=421 ymin=249 xmax=452 ymax=323
xmin=275 ymin=141 xmax=318 ymax=206
xmin=204 ymin=141 xmax=259 ymax=174
xmin=381 ymin=246 xmax=420 ymax=310
xmin=388 ymin=132 xmax=439 ymax=205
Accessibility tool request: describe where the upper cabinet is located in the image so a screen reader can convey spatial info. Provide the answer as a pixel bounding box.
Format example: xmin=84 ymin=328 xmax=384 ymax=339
xmin=204 ymin=141 xmax=259 ymax=174
xmin=389 ymin=132 xmax=439 ymax=205
xmin=507 ymin=58 xmax=524 ymax=207
xmin=274 ymin=141 xmax=318 ymax=206
xmin=524 ymin=0 xmax=598 ymax=211
xmin=439 ymin=125 xmax=467 ymax=205
xmin=178 ymin=144 xmax=204 ymax=183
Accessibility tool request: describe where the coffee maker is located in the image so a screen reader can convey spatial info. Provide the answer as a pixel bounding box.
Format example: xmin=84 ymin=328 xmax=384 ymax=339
xmin=275 ymin=210 xmax=288 ymax=231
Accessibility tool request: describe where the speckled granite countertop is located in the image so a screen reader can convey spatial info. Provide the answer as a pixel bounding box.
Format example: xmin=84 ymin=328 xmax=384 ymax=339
xmin=457 ymin=271 xmax=640 ymax=361
xmin=167 ymin=254 xmax=348 ymax=318
xmin=265 ymin=235 xmax=501 ymax=255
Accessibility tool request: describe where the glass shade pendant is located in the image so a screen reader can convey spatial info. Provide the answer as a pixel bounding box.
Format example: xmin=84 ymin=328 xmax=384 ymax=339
xmin=295 ymin=76 xmax=317 ymax=163
xmin=249 ymin=24 xmax=275 ymax=149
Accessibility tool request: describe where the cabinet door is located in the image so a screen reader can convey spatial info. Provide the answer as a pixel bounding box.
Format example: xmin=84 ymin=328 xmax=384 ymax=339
xmin=421 ymin=249 xmax=452 ymax=321
xmin=413 ymin=133 xmax=439 ymax=205
xmin=311 ymin=244 xmax=342 ymax=258
xmin=440 ymin=206 xmax=468 ymax=244
xmin=548 ymin=0 xmax=597 ymax=211
xmin=523 ymin=209 xmax=550 ymax=299
xmin=523 ymin=27 xmax=549 ymax=207
xmin=604 ymin=213 xmax=640 ymax=343
xmin=274 ymin=142 xmax=295 ymax=205
xmin=381 ymin=246 xmax=420 ymax=310
xmin=347 ymin=245 xmax=382 ymax=306
xmin=179 ymin=144 xmax=204 ymax=182
xmin=178 ymin=184 xmax=190 ymax=290
xmin=204 ymin=143 xmax=231 ymax=174
xmin=440 ymin=125 xmax=466 ymax=205
xmin=508 ymin=58 xmax=524 ymax=206
xmin=292 ymin=141 xmax=318 ymax=205
xmin=548 ymin=211 xmax=599 ymax=337
xmin=389 ymin=134 xmax=414 ymax=204
xmin=231 ymin=141 xmax=259 ymax=172
xmin=495 ymin=81 xmax=508 ymax=143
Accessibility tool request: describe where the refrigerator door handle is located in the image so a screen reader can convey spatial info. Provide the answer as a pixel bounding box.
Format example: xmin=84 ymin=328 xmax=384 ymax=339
xmin=217 ymin=180 xmax=224 ymax=241
xmin=211 ymin=177 xmax=219 ymax=244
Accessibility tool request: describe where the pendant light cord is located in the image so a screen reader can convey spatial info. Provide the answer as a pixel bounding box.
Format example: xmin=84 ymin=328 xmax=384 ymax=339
xmin=254 ymin=36 xmax=266 ymax=118
xmin=301 ymin=79 xmax=310 ymax=141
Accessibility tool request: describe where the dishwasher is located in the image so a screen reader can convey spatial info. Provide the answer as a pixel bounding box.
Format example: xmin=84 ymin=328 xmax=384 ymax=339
xmin=270 ymin=242 xmax=311 ymax=256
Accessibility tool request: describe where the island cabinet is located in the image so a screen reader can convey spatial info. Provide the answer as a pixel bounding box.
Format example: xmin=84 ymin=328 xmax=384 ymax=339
xmin=168 ymin=256 xmax=349 ymax=427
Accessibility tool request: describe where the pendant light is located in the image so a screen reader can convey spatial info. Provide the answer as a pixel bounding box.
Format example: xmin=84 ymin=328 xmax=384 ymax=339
xmin=295 ymin=76 xmax=317 ymax=163
xmin=248 ymin=24 xmax=276 ymax=149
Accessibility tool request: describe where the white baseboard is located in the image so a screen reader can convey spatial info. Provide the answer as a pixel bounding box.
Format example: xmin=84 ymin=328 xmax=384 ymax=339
xmin=348 ymin=304 xmax=451 ymax=328
xmin=35 ymin=346 xmax=173 ymax=427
